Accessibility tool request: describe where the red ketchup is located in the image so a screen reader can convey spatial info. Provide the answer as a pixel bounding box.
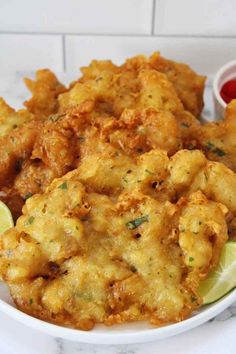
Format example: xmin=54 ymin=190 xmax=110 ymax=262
xmin=220 ymin=79 xmax=236 ymax=104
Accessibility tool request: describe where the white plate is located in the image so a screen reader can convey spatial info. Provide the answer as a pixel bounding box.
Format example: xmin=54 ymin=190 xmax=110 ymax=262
xmin=0 ymin=282 xmax=235 ymax=344
xmin=0 ymin=78 xmax=234 ymax=345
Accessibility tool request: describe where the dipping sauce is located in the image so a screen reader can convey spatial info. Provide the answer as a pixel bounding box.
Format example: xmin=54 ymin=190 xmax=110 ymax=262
xmin=220 ymin=79 xmax=236 ymax=104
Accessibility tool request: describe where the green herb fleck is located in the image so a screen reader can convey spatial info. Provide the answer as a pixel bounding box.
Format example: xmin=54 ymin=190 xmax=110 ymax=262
xmin=58 ymin=182 xmax=68 ymax=190
xmin=145 ymin=169 xmax=155 ymax=175
xmin=29 ymin=298 xmax=33 ymax=304
xmin=26 ymin=216 xmax=35 ymax=225
xmin=122 ymin=176 xmax=128 ymax=183
xmin=49 ymin=113 xmax=65 ymax=122
xmin=75 ymin=292 xmax=93 ymax=301
xmin=206 ymin=142 xmax=215 ymax=150
xmin=206 ymin=142 xmax=226 ymax=156
xmin=189 ymin=256 xmax=194 ymax=262
xmin=6 ymin=250 xmax=12 ymax=257
xmin=213 ymin=147 xmax=226 ymax=156
xmin=24 ymin=192 xmax=33 ymax=200
xmin=126 ymin=215 xmax=149 ymax=230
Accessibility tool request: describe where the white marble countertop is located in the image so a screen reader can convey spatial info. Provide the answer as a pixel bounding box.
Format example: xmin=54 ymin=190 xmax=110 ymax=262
xmin=1 ymin=308 xmax=236 ymax=354
xmin=0 ymin=72 xmax=235 ymax=354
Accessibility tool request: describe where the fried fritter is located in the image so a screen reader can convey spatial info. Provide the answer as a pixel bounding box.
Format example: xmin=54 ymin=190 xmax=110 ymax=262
xmin=0 ymin=120 xmax=41 ymax=187
xmin=59 ymin=56 xmax=201 ymax=155
xmin=59 ymin=69 xmax=185 ymax=118
xmin=0 ymin=98 xmax=34 ymax=137
xmin=144 ymin=52 xmax=206 ymax=118
xmin=13 ymin=107 xmax=180 ymax=195
xmin=0 ymin=119 xmax=42 ymax=219
xmin=80 ymin=52 xmax=206 ymax=117
xmin=76 ymin=142 xmax=236 ymax=217
xmin=101 ymin=108 xmax=182 ymax=157
xmin=0 ymin=104 xmax=183 ymax=218
xmin=195 ymin=100 xmax=236 ymax=172
xmin=0 ymin=52 xmax=205 ymax=219
xmin=24 ymin=69 xmax=66 ymax=119
xmin=0 ymin=152 xmax=228 ymax=329
xmin=1 ymin=51 xmax=233 ymax=331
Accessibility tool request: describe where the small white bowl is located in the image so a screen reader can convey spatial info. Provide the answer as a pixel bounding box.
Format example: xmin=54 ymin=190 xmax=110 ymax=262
xmin=213 ymin=60 xmax=236 ymax=119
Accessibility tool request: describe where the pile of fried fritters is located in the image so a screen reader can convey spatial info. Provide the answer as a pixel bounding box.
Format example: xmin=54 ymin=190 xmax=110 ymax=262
xmin=0 ymin=52 xmax=236 ymax=330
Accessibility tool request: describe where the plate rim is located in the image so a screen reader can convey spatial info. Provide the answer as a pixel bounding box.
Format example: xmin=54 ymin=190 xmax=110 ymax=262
xmin=0 ymin=286 xmax=235 ymax=344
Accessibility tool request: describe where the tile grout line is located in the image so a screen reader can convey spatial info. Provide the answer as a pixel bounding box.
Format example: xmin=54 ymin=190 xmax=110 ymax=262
xmin=62 ymin=34 xmax=66 ymax=72
xmin=151 ymin=0 xmax=156 ymax=35
xmin=0 ymin=30 xmax=236 ymax=39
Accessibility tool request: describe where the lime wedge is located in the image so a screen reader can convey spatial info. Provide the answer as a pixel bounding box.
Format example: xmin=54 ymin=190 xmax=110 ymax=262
xmin=198 ymin=242 xmax=236 ymax=305
xmin=0 ymin=200 xmax=13 ymax=234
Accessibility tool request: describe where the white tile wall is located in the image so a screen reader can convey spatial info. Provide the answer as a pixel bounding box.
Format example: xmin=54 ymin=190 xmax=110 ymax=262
xmin=65 ymin=36 xmax=236 ymax=82
xmin=0 ymin=0 xmax=153 ymax=35
xmin=0 ymin=34 xmax=63 ymax=71
xmin=155 ymin=0 xmax=236 ymax=36
xmin=0 ymin=0 xmax=235 ymax=77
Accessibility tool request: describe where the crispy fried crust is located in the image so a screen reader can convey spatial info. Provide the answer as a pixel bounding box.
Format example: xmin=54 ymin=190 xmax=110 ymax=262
xmin=0 ymin=97 xmax=34 ymax=137
xmin=0 ymin=53 xmax=234 ymax=330
xmin=0 ymin=58 xmax=232 ymax=216
xmin=24 ymin=69 xmax=66 ymax=119
xmin=195 ymin=100 xmax=236 ymax=172
xmin=0 ymin=54 xmax=205 ymax=218
xmin=0 ymin=151 xmax=228 ymax=329
xmin=80 ymin=52 xmax=206 ymax=117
